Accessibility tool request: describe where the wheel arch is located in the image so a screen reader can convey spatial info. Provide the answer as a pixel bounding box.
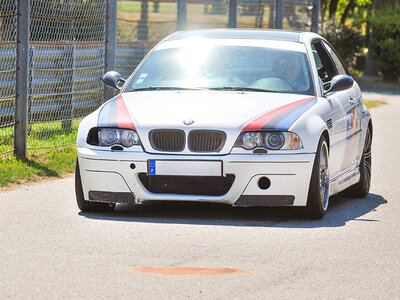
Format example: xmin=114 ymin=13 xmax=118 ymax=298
xmin=321 ymin=129 xmax=330 ymax=152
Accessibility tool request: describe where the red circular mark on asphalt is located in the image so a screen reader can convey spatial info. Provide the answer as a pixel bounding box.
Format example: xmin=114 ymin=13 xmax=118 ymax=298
xmin=131 ymin=267 xmax=253 ymax=276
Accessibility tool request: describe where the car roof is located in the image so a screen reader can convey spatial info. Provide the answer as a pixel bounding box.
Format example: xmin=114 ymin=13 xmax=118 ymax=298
xmin=165 ymin=29 xmax=304 ymax=42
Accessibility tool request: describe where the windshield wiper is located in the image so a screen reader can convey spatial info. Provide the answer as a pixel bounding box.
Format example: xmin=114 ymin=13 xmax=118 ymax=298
xmin=128 ymin=86 xmax=286 ymax=93
xmin=208 ymin=86 xmax=286 ymax=93
xmin=129 ymin=86 xmax=204 ymax=92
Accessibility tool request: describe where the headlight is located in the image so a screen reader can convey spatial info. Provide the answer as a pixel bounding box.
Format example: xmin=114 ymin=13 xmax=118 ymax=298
xmin=265 ymin=132 xmax=285 ymax=150
xmin=98 ymin=128 xmax=141 ymax=147
xmin=242 ymin=132 xmax=263 ymax=150
xmin=234 ymin=131 xmax=303 ymax=150
xmin=99 ymin=128 xmax=120 ymax=146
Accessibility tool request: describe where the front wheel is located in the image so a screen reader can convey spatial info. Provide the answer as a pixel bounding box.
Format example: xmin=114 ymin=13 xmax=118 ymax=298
xmin=75 ymin=159 xmax=115 ymax=213
xmin=304 ymin=136 xmax=330 ymax=219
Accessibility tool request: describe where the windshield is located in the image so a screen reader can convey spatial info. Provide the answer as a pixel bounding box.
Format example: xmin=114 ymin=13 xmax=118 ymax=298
xmin=125 ymin=44 xmax=314 ymax=95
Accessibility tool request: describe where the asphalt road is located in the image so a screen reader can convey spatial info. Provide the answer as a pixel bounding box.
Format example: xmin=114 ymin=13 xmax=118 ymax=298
xmin=1 ymin=90 xmax=400 ymax=299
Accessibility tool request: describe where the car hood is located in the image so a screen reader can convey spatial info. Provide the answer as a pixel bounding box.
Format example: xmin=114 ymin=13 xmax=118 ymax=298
xmin=99 ymin=90 xmax=315 ymax=131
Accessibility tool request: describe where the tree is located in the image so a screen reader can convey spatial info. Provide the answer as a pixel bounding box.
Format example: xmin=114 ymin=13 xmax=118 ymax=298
xmin=320 ymin=0 xmax=372 ymax=26
xmin=364 ymin=0 xmax=398 ymax=77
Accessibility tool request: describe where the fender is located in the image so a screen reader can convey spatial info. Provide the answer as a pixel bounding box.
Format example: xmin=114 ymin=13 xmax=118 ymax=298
xmin=289 ymin=99 xmax=330 ymax=154
xmin=76 ymin=105 xmax=104 ymax=148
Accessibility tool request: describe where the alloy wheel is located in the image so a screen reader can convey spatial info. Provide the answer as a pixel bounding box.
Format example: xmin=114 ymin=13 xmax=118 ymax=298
xmin=319 ymin=142 xmax=329 ymax=210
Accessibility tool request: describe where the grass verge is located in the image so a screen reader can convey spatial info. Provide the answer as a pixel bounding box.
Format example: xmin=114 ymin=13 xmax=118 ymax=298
xmin=0 ymin=145 xmax=76 ymax=189
xmin=364 ymin=100 xmax=387 ymax=109
xmin=0 ymin=119 xmax=80 ymax=189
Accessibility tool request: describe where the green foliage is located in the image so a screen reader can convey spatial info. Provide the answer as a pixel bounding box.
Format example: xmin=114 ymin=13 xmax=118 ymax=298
xmin=368 ymin=6 xmax=400 ymax=82
xmin=320 ymin=21 xmax=366 ymax=68
xmin=335 ymin=0 xmax=372 ymax=19
xmin=320 ymin=0 xmax=372 ymax=23
xmin=364 ymin=100 xmax=387 ymax=109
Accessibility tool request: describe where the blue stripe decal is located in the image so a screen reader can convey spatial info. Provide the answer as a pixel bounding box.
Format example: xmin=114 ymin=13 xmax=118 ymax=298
xmin=273 ymin=98 xmax=317 ymax=130
xmin=106 ymin=98 xmax=119 ymax=127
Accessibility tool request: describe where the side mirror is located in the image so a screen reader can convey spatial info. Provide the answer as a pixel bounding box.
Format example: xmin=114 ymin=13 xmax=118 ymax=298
xmin=103 ymin=71 xmax=126 ymax=90
xmin=323 ymin=75 xmax=353 ymax=95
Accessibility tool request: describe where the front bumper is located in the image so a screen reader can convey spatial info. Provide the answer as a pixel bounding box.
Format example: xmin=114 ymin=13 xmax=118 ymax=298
xmin=77 ymin=147 xmax=315 ymax=207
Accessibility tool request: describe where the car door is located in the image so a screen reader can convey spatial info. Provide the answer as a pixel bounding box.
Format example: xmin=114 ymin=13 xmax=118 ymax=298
xmin=321 ymin=41 xmax=363 ymax=171
xmin=311 ymin=40 xmax=358 ymax=179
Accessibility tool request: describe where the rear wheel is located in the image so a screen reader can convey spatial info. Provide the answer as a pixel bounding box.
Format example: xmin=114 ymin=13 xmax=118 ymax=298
xmin=304 ymin=136 xmax=330 ymax=219
xmin=75 ymin=159 xmax=115 ymax=212
xmin=342 ymin=126 xmax=372 ymax=197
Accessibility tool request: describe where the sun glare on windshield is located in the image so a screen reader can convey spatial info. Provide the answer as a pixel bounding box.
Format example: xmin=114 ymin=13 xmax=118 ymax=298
xmin=178 ymin=42 xmax=211 ymax=74
xmin=177 ymin=41 xmax=213 ymax=87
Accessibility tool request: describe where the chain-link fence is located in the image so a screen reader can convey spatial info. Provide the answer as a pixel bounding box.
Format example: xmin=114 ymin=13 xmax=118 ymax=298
xmin=116 ymin=0 xmax=178 ymax=78
xmin=0 ymin=0 xmax=17 ymax=156
xmin=237 ymin=0 xmax=275 ymax=28
xmin=283 ymin=0 xmax=313 ymax=30
xmin=27 ymin=0 xmax=106 ymax=152
xmin=187 ymin=0 xmax=229 ymax=29
xmin=0 ymin=0 xmax=318 ymax=160
xmin=237 ymin=0 xmax=312 ymax=29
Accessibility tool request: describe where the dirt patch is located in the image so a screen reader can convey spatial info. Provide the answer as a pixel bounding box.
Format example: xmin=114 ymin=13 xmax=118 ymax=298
xmin=131 ymin=266 xmax=254 ymax=275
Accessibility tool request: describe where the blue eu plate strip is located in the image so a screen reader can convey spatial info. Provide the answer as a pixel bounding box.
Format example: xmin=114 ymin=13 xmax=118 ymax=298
xmin=148 ymin=160 xmax=156 ymax=175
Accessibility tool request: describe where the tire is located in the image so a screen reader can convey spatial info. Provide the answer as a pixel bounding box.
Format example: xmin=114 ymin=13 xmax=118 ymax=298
xmin=75 ymin=158 xmax=115 ymax=213
xmin=304 ymin=136 xmax=330 ymax=219
xmin=341 ymin=126 xmax=372 ymax=198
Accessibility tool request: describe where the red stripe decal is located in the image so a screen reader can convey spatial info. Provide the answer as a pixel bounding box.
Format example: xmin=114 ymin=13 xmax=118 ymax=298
xmin=117 ymin=95 xmax=136 ymax=130
xmin=241 ymin=96 xmax=316 ymax=132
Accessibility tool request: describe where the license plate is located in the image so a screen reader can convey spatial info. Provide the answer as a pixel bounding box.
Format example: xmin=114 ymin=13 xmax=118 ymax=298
xmin=148 ymin=160 xmax=222 ymax=176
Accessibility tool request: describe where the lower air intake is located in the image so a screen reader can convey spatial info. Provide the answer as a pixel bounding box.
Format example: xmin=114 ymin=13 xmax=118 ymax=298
xmin=138 ymin=173 xmax=235 ymax=196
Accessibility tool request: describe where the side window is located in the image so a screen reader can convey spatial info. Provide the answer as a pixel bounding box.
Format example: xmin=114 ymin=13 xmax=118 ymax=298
xmin=311 ymin=44 xmax=323 ymax=70
xmin=322 ymin=41 xmax=347 ymax=75
xmin=311 ymin=41 xmax=336 ymax=83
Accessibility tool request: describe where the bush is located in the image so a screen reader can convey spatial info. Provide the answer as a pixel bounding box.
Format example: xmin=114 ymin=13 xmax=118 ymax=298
xmin=320 ymin=21 xmax=366 ymax=69
xmin=368 ymin=6 xmax=400 ymax=82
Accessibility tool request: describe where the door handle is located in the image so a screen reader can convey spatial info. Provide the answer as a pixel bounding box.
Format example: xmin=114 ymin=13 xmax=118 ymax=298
xmin=349 ymin=97 xmax=358 ymax=105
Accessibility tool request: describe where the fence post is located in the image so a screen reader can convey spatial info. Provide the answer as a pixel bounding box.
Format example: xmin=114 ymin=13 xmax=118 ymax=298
xmin=177 ymin=0 xmax=187 ymax=30
xmin=311 ymin=0 xmax=319 ymax=33
xmin=104 ymin=0 xmax=117 ymax=102
xmin=138 ymin=1 xmax=149 ymax=41
xmin=268 ymin=6 xmax=274 ymax=28
xmin=228 ymin=0 xmax=237 ymax=28
xmin=14 ymin=0 xmax=30 ymax=159
xmin=275 ymin=0 xmax=283 ymax=29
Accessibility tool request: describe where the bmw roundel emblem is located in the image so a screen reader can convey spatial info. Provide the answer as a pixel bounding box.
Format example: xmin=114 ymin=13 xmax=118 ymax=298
xmin=183 ymin=119 xmax=194 ymax=126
